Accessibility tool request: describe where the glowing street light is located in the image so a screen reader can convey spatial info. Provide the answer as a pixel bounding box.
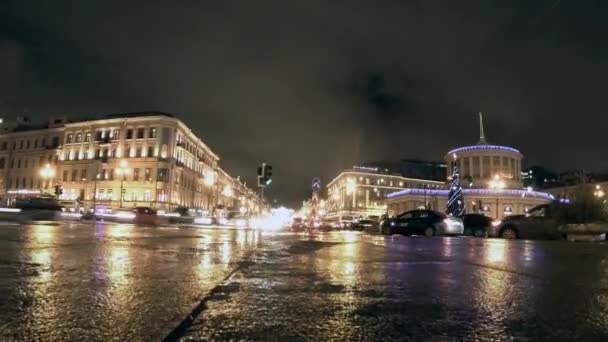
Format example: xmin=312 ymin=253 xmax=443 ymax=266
xmin=204 ymin=171 xmax=216 ymax=186
xmin=115 ymin=160 xmax=129 ymax=208
xmin=222 ymin=185 xmax=234 ymax=198
xmin=39 ymin=163 xmax=56 ymax=191
xmin=488 ymin=174 xmax=505 ymax=219
xmin=594 ymin=185 xmax=605 ymax=198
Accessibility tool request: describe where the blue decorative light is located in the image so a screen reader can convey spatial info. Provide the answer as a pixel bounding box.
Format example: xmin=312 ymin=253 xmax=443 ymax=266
xmin=447 ymin=145 xmax=520 ymax=155
xmin=387 ymin=188 xmax=554 ymax=200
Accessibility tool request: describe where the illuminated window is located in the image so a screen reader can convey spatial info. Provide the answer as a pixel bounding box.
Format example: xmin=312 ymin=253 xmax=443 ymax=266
xmin=75 ymin=133 xmax=82 ymax=143
xmin=399 ymin=182 xmax=403 ymax=187
xmin=149 ymin=128 xmax=157 ymax=138
xmin=144 ymin=190 xmax=151 ymax=201
xmin=145 ymin=168 xmax=152 ymax=181
xmin=112 ymin=130 xmax=120 ymax=140
xmin=84 ymin=132 xmax=91 ymax=142
xmin=137 ymin=128 xmax=145 ymax=139
xmin=107 ymin=189 xmax=113 ymax=201
xmin=133 ymin=168 xmax=140 ymax=181
xmin=66 ymin=134 xmax=73 ymax=144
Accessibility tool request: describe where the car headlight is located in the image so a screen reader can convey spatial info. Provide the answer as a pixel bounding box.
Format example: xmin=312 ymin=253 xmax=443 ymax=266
xmin=390 ymin=221 xmax=395 ymax=227
xmin=491 ymin=220 xmax=502 ymax=227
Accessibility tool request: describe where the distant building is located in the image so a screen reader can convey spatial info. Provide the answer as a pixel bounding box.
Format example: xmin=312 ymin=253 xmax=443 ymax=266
xmin=325 ymin=166 xmax=444 ymax=219
xmin=522 ymin=166 xmax=559 ymax=189
xmin=360 ymin=159 xmax=447 ymax=182
xmin=386 ymin=113 xmax=554 ymax=218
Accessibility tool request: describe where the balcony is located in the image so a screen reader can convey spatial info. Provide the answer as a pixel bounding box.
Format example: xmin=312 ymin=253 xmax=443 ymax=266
xmin=175 ymin=160 xmax=185 ymax=168
xmin=176 ymin=141 xmax=184 ymax=147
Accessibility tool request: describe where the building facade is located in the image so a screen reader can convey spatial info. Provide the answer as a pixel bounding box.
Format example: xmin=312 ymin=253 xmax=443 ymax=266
xmin=0 ymin=112 xmax=261 ymax=214
xmin=326 ymin=166 xmax=445 ymax=218
xmin=386 ymin=114 xmax=554 ymax=219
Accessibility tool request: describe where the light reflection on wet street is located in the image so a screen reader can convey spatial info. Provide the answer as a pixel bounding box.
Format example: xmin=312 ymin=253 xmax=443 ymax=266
xmin=2 ymin=224 xmax=608 ymax=340
xmin=0 ymin=222 xmax=261 ymax=341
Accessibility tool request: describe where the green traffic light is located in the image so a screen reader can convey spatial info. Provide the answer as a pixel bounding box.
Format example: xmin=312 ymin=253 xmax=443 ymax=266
xmin=265 ymin=178 xmax=272 ymax=185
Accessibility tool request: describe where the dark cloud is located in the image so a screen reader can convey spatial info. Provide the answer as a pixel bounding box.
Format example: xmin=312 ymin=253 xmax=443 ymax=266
xmin=1 ymin=0 xmax=607 ymax=206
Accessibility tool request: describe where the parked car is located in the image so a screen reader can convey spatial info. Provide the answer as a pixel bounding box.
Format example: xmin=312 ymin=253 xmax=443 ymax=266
xmin=488 ymin=203 xmax=564 ymax=240
xmin=351 ymin=219 xmax=378 ymax=231
xmin=380 ymin=210 xmax=464 ymax=236
xmin=461 ymin=214 xmax=494 ymax=237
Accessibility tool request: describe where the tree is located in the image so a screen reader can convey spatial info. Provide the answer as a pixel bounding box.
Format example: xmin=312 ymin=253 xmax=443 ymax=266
xmin=447 ymin=166 xmax=465 ymax=216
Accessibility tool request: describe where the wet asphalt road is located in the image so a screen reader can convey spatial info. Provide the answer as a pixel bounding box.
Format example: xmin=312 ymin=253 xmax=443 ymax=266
xmin=2 ymin=223 xmax=608 ymax=341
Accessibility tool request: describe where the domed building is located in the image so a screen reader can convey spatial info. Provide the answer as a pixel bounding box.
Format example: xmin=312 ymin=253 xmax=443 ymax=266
xmin=386 ymin=113 xmax=554 ymax=219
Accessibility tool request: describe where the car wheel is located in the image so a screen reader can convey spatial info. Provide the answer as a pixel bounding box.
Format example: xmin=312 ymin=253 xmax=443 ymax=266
xmin=500 ymin=226 xmax=517 ymax=239
xmin=473 ymin=228 xmax=485 ymax=237
xmin=463 ymin=228 xmax=472 ymax=235
xmin=424 ymin=226 xmax=435 ymax=237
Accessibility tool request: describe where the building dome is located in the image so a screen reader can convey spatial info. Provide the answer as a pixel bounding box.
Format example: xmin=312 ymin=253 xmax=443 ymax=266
xmin=444 ymin=113 xmax=523 ymax=189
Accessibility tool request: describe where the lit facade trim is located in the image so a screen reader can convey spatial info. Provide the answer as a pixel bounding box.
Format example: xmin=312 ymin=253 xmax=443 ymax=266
xmin=387 ymin=188 xmax=555 ymax=200
xmin=447 ymin=145 xmax=520 ymax=155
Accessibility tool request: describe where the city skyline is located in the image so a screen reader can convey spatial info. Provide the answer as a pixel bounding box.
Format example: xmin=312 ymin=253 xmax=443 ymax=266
xmin=2 ymin=1 xmax=608 ymax=206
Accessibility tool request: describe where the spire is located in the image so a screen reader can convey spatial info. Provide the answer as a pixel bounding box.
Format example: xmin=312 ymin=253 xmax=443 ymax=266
xmin=478 ymin=111 xmax=487 ymax=144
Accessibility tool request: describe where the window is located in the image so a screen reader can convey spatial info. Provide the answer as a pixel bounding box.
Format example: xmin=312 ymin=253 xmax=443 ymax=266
xmin=95 ymin=131 xmax=102 ymax=141
xmin=17 ymin=159 xmax=21 ymax=168
xmin=84 ymin=132 xmax=91 ymax=142
xmin=145 ymin=168 xmax=152 ymax=181
xmin=81 ymin=169 xmax=87 ymax=181
xmin=21 ymin=177 xmax=26 ymax=188
xmin=144 ymin=190 xmax=151 ymax=201
xmin=26 ymin=140 xmax=30 ymax=149
xmin=0 ymin=158 xmax=4 ymax=169
xmin=135 ymin=147 xmax=142 ymax=158
xmin=75 ymin=133 xmax=82 ymax=143
xmin=149 ymin=127 xmax=157 ymax=138
xmin=51 ymin=136 xmax=59 ymax=147
xmin=126 ymin=129 xmax=133 ymax=139
xmin=7 ymin=178 xmax=12 ymax=189
xmin=95 ymin=149 xmax=102 ymax=158
xmin=24 ymin=159 xmax=28 ymax=168
xmin=71 ymin=170 xmax=78 ymax=182
xmin=131 ymin=190 xmax=140 ymax=201
xmin=11 ymin=142 xmax=15 ymax=150
xmin=34 ymin=139 xmax=38 ymax=148
xmin=157 ymin=168 xmax=169 ymax=182
xmin=137 ymin=128 xmax=145 ymax=139
xmin=0 ymin=142 xmax=6 ymax=150
xmin=10 ymin=159 xmax=14 ymax=168
xmin=29 ymin=177 xmax=33 ymax=188
xmin=66 ymin=134 xmax=73 ymax=144
xmin=133 ymin=168 xmax=140 ymax=181
xmin=19 ymin=140 xmax=23 ymax=149
xmin=108 ymin=169 xmax=114 ymax=181
xmin=107 ymin=189 xmax=113 ymax=201
xmin=98 ymin=189 xmax=105 ymax=200
xmin=63 ymin=170 xmax=68 ymax=182
xmin=147 ymin=146 xmax=154 ymax=157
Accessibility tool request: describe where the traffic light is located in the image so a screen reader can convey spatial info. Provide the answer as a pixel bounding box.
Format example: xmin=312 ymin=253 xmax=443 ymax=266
xmin=264 ymin=165 xmax=272 ymax=185
xmin=257 ymin=163 xmax=273 ymax=187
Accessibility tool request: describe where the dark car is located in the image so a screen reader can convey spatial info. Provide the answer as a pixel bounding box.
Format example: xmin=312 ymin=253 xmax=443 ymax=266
xmin=351 ymin=219 xmax=378 ymax=231
xmin=134 ymin=207 xmax=160 ymax=225
xmin=488 ymin=203 xmax=565 ymax=240
xmin=380 ymin=209 xmax=464 ymax=237
xmin=461 ymin=214 xmax=494 ymax=237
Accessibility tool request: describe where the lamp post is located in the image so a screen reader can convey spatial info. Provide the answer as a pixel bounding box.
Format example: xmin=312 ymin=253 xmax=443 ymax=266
xmin=39 ymin=163 xmax=56 ymax=195
xmin=346 ymin=178 xmax=356 ymax=215
xmin=488 ymin=174 xmax=506 ymax=219
xmin=115 ymin=160 xmax=129 ymax=208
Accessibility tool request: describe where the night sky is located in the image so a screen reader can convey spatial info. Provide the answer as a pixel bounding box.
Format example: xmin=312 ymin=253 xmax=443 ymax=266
xmin=1 ymin=1 xmax=607 ymax=207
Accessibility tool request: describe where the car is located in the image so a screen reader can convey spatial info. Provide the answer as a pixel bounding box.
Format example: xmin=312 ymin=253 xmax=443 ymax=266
xmin=337 ymin=215 xmax=355 ymax=229
xmin=133 ymin=207 xmax=160 ymax=225
xmin=380 ymin=209 xmax=464 ymax=237
xmin=488 ymin=203 xmax=564 ymax=240
xmin=461 ymin=214 xmax=494 ymax=237
xmin=351 ymin=219 xmax=378 ymax=231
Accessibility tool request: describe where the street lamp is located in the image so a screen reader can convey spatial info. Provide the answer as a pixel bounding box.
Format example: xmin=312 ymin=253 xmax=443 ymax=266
xmin=594 ymin=185 xmax=605 ymax=198
xmin=346 ymin=178 xmax=356 ymax=214
xmin=115 ymin=160 xmax=129 ymax=208
xmin=488 ymin=174 xmax=506 ymax=219
xmin=39 ymin=163 xmax=56 ymax=194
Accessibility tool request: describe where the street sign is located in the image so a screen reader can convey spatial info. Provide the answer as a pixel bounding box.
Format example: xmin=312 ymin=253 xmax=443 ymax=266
xmin=312 ymin=178 xmax=321 ymax=192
